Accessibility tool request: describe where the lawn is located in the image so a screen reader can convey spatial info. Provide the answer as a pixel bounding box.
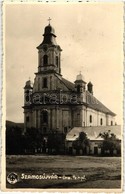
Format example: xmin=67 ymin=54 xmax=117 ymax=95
xmin=6 ymin=155 xmax=121 ymax=189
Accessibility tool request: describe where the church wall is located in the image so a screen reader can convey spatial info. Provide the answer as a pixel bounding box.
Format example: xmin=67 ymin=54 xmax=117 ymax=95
xmin=33 ymin=77 xmax=37 ymax=92
xmin=62 ymin=109 xmax=70 ymax=133
xmin=106 ymin=115 xmax=115 ymax=126
xmin=82 ymin=107 xmax=87 ymax=127
xmin=38 ymin=47 xmax=61 ymax=74
xmin=32 ymin=110 xmax=36 ymax=128
xmin=51 ymin=108 xmax=56 ymax=130
xmin=86 ymin=108 xmax=98 ymax=127
xmin=97 ymin=112 xmax=107 ymax=126
xmin=72 ymin=108 xmax=83 ymax=127
xmin=24 ymin=110 xmax=33 ymax=129
xmin=84 ymin=108 xmax=107 ymax=127
xmin=33 ymin=74 xmax=68 ymax=93
xmin=38 ymin=49 xmax=52 ymax=66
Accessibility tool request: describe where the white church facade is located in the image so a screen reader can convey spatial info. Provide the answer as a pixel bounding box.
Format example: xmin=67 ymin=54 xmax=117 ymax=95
xmin=23 ymin=22 xmax=116 ymax=135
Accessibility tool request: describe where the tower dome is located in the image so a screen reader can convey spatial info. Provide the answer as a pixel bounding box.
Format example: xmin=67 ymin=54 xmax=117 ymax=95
xmin=76 ymin=72 xmax=85 ymax=81
xmin=37 ymin=23 xmax=57 ymax=47
xmin=44 ymin=24 xmax=56 ymax=37
xmin=24 ymin=79 xmax=33 ymax=89
xmin=75 ymin=72 xmax=86 ymax=93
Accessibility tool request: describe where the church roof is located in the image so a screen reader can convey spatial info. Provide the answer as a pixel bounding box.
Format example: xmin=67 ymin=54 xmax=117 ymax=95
xmin=61 ymin=78 xmax=75 ymax=91
xmin=66 ymin=125 xmax=121 ymax=141
xmin=56 ymin=75 xmax=115 ymax=116
xmin=86 ymin=91 xmax=116 ymax=116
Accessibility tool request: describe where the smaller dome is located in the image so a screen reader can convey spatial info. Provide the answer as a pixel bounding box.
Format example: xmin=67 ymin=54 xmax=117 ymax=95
xmin=88 ymin=81 xmax=93 ymax=86
xmin=26 ymin=80 xmax=31 ymax=86
xmin=76 ymin=72 xmax=84 ymax=81
xmin=44 ymin=24 xmax=56 ymax=36
xmin=24 ymin=79 xmax=33 ymax=89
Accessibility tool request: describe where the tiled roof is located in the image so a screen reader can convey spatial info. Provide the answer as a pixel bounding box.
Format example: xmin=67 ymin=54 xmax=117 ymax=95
xmin=86 ymin=91 xmax=116 ymax=116
xmin=56 ymin=75 xmax=116 ymax=116
xmin=66 ymin=125 xmax=121 ymax=141
xmin=55 ymin=74 xmax=75 ymax=91
xmin=61 ymin=78 xmax=75 ymax=91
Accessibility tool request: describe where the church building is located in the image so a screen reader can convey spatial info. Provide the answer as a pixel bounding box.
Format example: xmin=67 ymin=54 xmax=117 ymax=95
xmin=23 ymin=21 xmax=116 ymax=135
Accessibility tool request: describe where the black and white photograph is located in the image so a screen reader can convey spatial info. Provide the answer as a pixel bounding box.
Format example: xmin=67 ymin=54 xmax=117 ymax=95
xmin=2 ymin=2 xmax=123 ymax=191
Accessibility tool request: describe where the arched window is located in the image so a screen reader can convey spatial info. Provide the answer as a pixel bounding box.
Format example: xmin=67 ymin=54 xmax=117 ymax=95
xmin=42 ymin=77 xmax=48 ymax=88
xmin=25 ymin=90 xmax=30 ymax=103
xmin=56 ymin=56 xmax=58 ymax=67
xmin=100 ymin=118 xmax=103 ymax=125
xmin=43 ymin=55 xmax=48 ymax=65
xmin=111 ymin=121 xmax=113 ymax=126
xmin=26 ymin=116 xmax=29 ymax=122
xmin=77 ymin=85 xmax=81 ymax=93
xmin=41 ymin=111 xmax=48 ymax=124
xmin=90 ymin=115 xmax=92 ymax=123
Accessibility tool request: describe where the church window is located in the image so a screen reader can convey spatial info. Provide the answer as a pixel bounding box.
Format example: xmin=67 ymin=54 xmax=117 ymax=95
xmin=25 ymin=90 xmax=30 ymax=103
xmin=26 ymin=116 xmax=29 ymax=122
xmin=100 ymin=118 xmax=103 ymax=125
xmin=42 ymin=111 xmax=48 ymax=123
xmin=111 ymin=121 xmax=113 ymax=126
xmin=77 ymin=85 xmax=81 ymax=93
xmin=90 ymin=115 xmax=92 ymax=123
xmin=43 ymin=55 xmax=48 ymax=65
xmin=42 ymin=77 xmax=48 ymax=88
xmin=25 ymin=94 xmax=29 ymax=102
xmin=56 ymin=56 xmax=58 ymax=67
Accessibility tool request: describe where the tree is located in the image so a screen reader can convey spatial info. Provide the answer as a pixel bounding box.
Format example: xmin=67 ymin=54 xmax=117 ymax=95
xmin=6 ymin=125 xmax=24 ymax=154
xmin=72 ymin=131 xmax=90 ymax=152
xmin=98 ymin=130 xmax=121 ymax=155
xmin=24 ymin=127 xmax=43 ymax=152
xmin=47 ymin=132 xmax=66 ymax=154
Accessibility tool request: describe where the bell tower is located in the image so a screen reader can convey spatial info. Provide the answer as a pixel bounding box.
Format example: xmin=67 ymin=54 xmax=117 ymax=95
xmin=37 ymin=19 xmax=62 ymax=75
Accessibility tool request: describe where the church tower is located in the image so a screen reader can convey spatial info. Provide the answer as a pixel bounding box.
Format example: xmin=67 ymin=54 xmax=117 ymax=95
xmin=23 ymin=20 xmax=116 ymax=137
xmin=23 ymin=20 xmax=66 ymax=135
xmin=37 ymin=20 xmax=62 ymax=75
xmin=32 ymin=20 xmax=62 ymax=93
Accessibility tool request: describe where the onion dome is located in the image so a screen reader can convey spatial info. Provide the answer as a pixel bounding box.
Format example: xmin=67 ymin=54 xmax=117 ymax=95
xmin=76 ymin=72 xmax=84 ymax=81
xmin=37 ymin=24 xmax=57 ymax=48
xmin=44 ymin=24 xmax=56 ymax=37
xmin=75 ymin=72 xmax=86 ymax=84
xmin=24 ymin=79 xmax=33 ymax=89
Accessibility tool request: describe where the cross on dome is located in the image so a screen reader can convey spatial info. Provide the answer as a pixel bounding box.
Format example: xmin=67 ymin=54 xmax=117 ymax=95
xmin=48 ymin=17 xmax=52 ymax=25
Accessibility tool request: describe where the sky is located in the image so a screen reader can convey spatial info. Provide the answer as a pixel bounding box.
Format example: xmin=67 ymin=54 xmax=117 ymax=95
xmin=5 ymin=3 xmax=123 ymax=124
